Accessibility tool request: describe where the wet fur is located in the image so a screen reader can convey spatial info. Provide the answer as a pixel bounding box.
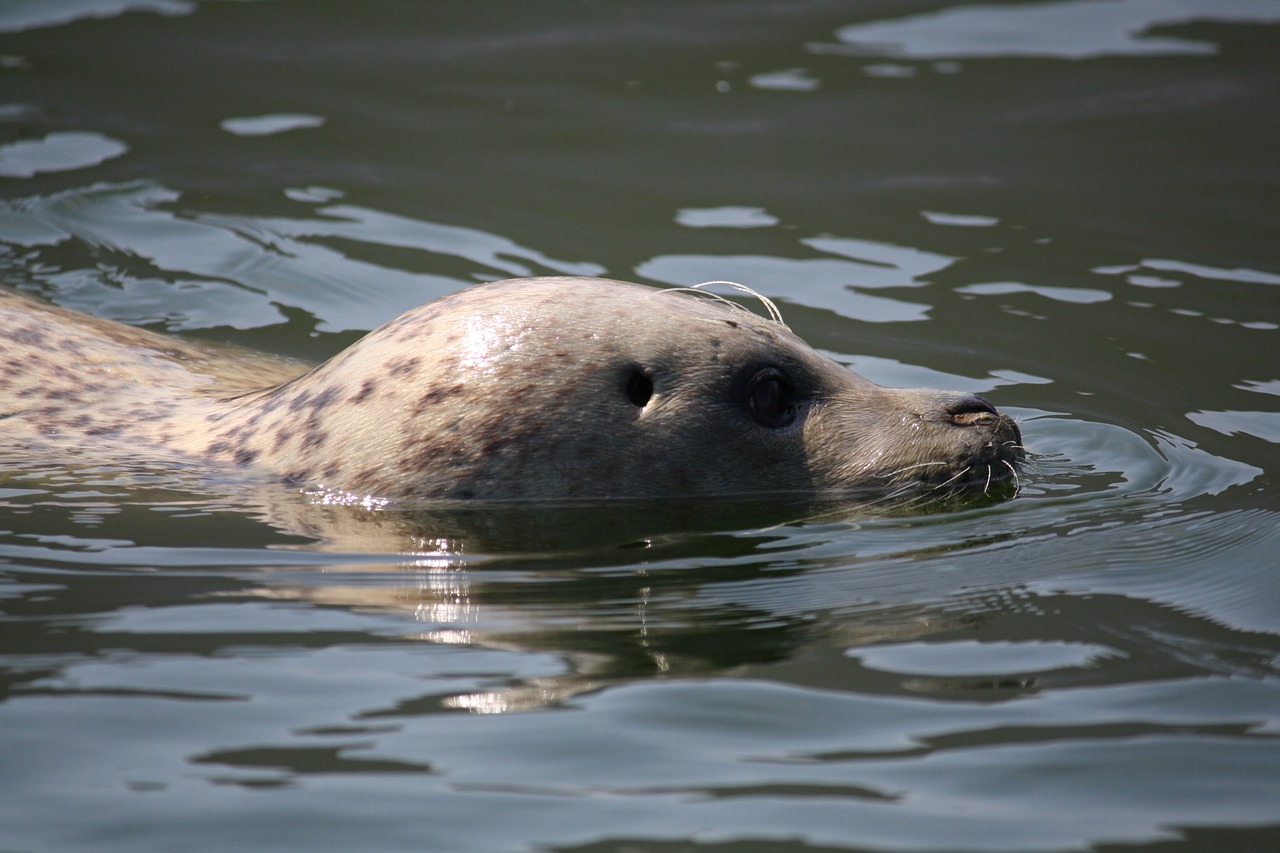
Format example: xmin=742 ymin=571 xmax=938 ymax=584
xmin=1 ymin=277 xmax=1022 ymax=503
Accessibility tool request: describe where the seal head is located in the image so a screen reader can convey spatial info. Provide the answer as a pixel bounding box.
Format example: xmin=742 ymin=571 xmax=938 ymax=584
xmin=205 ymin=277 xmax=1022 ymax=501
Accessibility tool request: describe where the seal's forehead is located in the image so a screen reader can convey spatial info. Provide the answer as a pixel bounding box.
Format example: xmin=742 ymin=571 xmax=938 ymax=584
xmin=434 ymin=277 xmax=799 ymax=362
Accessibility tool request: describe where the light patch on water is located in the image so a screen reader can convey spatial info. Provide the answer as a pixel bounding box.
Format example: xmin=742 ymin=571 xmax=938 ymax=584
xmin=956 ymin=281 xmax=1113 ymax=304
xmin=1187 ymin=410 xmax=1280 ymax=444
xmin=921 ymin=210 xmax=1000 ymax=227
xmin=674 ymin=206 xmax=779 ymax=228
xmin=1149 ymin=429 xmax=1263 ymax=497
xmin=1238 ymin=379 xmax=1280 ymax=398
xmin=1092 ymin=258 xmax=1280 ymax=328
xmin=0 ymin=180 xmax=605 ymax=332
xmin=221 ymin=114 xmax=327 ymax=137
xmin=639 ymin=234 xmax=957 ymax=323
xmin=39 ymin=266 xmax=286 ymax=331
xmin=1125 ymin=274 xmax=1181 ymax=288
xmin=848 ymin=639 xmax=1123 ymax=675
xmin=0 ymin=131 xmax=127 ymax=178
xmin=811 ymin=0 xmax=1280 ymax=60
xmin=828 ymin=351 xmax=1051 ymax=393
xmin=99 ymin=602 xmax=381 ymax=635
xmin=861 ymin=63 xmax=916 ymax=78
xmin=0 ymin=0 xmax=191 ymax=34
xmin=255 ymin=201 xmax=606 ymax=281
xmin=1092 ymin=264 xmax=1138 ymax=275
xmin=0 ymin=102 xmax=36 ymax=118
xmin=1141 ymin=257 xmax=1280 ymax=286
xmin=748 ymin=68 xmax=819 ymax=92
xmin=284 ymin=185 xmax=346 ymax=203
xmin=803 ymin=235 xmax=955 ymax=282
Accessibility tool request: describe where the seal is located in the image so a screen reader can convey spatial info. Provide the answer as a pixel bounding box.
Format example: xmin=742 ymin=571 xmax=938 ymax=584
xmin=0 ymin=276 xmax=1022 ymax=502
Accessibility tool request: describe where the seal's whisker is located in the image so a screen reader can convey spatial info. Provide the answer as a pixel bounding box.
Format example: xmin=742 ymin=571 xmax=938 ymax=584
xmin=658 ymin=280 xmax=787 ymax=326
xmin=935 ymin=468 xmax=970 ymax=490
xmin=884 ymin=460 xmax=954 ymax=475
xmin=1000 ymin=459 xmax=1022 ymax=493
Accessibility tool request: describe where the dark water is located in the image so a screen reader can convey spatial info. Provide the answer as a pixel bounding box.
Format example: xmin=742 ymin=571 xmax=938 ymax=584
xmin=2 ymin=2 xmax=1279 ymax=851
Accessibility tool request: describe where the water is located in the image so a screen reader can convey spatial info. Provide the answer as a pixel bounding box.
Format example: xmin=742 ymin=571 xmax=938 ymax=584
xmin=2 ymin=1 xmax=1279 ymax=851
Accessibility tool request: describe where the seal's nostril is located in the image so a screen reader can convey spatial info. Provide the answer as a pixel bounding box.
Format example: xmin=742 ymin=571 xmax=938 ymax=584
xmin=946 ymin=394 xmax=999 ymax=426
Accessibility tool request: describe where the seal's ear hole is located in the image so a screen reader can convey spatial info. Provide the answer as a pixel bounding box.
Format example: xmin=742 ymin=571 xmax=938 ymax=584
xmin=625 ymin=367 xmax=653 ymax=408
xmin=747 ymin=368 xmax=797 ymax=428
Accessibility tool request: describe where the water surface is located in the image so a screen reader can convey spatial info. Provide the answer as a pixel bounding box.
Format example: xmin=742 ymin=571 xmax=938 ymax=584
xmin=2 ymin=2 xmax=1278 ymax=851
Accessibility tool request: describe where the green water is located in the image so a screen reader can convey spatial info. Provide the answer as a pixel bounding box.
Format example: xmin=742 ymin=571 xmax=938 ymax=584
xmin=2 ymin=2 xmax=1278 ymax=851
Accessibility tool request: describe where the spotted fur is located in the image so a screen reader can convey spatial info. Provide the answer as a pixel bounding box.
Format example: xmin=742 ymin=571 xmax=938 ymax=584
xmin=0 ymin=277 xmax=1022 ymax=503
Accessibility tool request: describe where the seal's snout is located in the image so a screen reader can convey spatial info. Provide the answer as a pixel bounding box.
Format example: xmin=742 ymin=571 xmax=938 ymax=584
xmin=944 ymin=394 xmax=1000 ymax=427
xmin=938 ymin=393 xmax=1024 ymax=463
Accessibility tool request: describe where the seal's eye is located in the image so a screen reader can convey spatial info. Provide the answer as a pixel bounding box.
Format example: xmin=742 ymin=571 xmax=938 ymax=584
xmin=625 ymin=367 xmax=653 ymax=407
xmin=746 ymin=368 xmax=797 ymax=428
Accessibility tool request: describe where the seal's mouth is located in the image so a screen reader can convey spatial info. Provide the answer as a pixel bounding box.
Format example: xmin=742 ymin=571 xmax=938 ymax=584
xmin=909 ymin=401 xmax=1025 ymax=496
xmin=945 ymin=397 xmax=1024 ymax=466
xmin=946 ymin=411 xmax=1024 ymax=493
xmin=989 ymin=413 xmax=1025 ymax=462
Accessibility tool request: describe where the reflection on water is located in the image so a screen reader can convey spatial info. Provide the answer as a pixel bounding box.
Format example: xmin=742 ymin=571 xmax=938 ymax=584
xmin=817 ymin=0 xmax=1280 ymax=60
xmin=2 ymin=0 xmax=1279 ymax=850
xmin=0 ymin=0 xmax=194 ymax=35
xmin=0 ymin=130 xmax=127 ymax=177
xmin=220 ymin=113 xmax=326 ymax=137
xmin=639 ymin=233 xmax=952 ymax=322
xmin=0 ymin=180 xmax=602 ymax=331
xmin=1094 ymin=258 xmax=1280 ymax=331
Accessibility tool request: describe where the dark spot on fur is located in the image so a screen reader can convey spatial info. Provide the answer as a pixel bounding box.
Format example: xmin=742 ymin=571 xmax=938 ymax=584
xmin=9 ymin=326 xmax=47 ymax=346
xmin=724 ymin=320 xmax=739 ymax=329
xmin=256 ymin=392 xmax=286 ymax=414
xmin=207 ymin=441 xmax=231 ymax=455
xmin=481 ymin=437 xmax=510 ymax=456
xmin=310 ymin=386 xmax=340 ymax=409
xmin=350 ymin=378 xmax=377 ymax=404
xmin=386 ymin=355 xmax=422 ymax=377
xmin=234 ymin=448 xmax=259 ymax=465
xmin=300 ymin=429 xmax=329 ymax=451
xmin=411 ymin=382 xmax=466 ymax=416
xmin=402 ymin=439 xmax=464 ymax=472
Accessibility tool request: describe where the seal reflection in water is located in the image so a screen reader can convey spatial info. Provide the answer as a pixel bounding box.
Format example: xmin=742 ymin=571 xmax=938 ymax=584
xmin=0 ymin=277 xmax=1022 ymax=503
